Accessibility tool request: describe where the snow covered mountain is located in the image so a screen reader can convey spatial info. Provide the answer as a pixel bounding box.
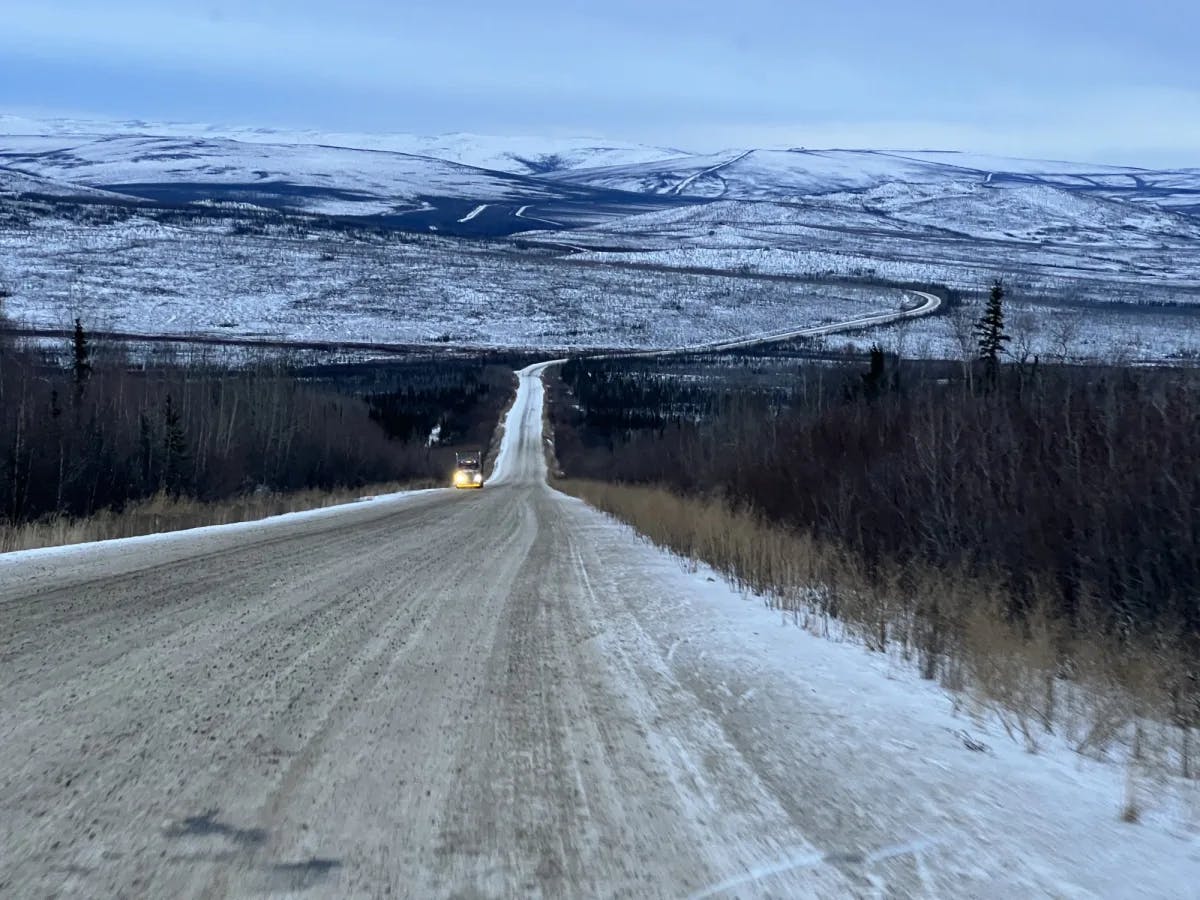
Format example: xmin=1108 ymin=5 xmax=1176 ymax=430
xmin=1 ymin=113 xmax=1198 ymax=260
xmin=0 ymin=115 xmax=684 ymax=176
xmin=2 ymin=114 xmax=1197 ymax=363
xmin=550 ymin=147 xmax=1200 ymax=216
xmin=237 ymin=132 xmax=689 ymax=176
xmin=6 ymin=113 xmax=1196 ymax=216
xmin=0 ymin=134 xmax=592 ymax=213
xmin=547 ymin=149 xmax=962 ymax=198
xmin=0 ymin=131 xmax=691 ymax=233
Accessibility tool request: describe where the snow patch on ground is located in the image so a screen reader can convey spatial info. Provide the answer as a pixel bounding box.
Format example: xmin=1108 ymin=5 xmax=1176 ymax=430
xmin=0 ymin=489 xmax=438 ymax=569
xmin=561 ymin=492 xmax=1200 ymax=897
xmin=0 ymin=211 xmax=902 ymax=351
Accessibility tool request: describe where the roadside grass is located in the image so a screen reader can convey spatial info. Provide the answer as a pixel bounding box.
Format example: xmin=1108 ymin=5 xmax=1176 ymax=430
xmin=554 ymin=477 xmax=1198 ymax=803
xmin=0 ymin=481 xmax=437 ymax=554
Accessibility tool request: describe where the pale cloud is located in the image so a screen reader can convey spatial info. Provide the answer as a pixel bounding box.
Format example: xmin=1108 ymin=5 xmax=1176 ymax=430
xmin=2 ymin=0 xmax=1197 ymax=166
xmin=678 ymin=88 xmax=1200 ymax=165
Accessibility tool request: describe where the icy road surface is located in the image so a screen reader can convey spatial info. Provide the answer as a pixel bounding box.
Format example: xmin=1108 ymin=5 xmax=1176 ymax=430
xmin=2 ymin=365 xmax=1197 ymax=899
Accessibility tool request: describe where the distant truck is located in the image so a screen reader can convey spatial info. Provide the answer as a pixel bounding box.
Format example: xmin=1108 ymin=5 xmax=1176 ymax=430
xmin=452 ymin=450 xmax=484 ymax=489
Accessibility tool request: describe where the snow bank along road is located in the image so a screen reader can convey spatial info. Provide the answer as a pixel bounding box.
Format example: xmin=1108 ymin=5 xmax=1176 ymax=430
xmin=3 ymin=347 xmax=1196 ymax=897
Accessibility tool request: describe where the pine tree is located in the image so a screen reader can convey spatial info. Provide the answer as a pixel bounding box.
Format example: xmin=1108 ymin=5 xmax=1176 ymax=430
xmin=975 ymin=279 xmax=1010 ymax=388
xmin=72 ymin=318 xmax=92 ymax=395
xmin=860 ymin=344 xmax=888 ymax=401
xmin=848 ymin=344 xmax=901 ymax=403
xmin=162 ymin=394 xmax=189 ymax=495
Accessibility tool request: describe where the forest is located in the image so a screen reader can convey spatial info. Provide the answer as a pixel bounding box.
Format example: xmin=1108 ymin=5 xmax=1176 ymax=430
xmin=0 ymin=321 xmax=515 ymax=530
xmin=550 ymin=337 xmax=1200 ymax=644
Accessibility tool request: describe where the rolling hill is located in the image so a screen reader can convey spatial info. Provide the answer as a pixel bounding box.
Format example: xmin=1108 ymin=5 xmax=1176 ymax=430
xmin=550 ymin=147 xmax=1200 ymax=216
xmin=1 ymin=115 xmax=1198 ymax=357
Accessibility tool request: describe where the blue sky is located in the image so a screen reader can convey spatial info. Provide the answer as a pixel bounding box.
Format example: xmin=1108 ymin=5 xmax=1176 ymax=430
xmin=2 ymin=0 xmax=1198 ymax=166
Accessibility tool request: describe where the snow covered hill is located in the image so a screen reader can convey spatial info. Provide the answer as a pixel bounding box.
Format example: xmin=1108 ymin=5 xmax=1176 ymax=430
xmin=0 ymin=114 xmax=684 ymax=176
xmin=5 ymin=114 xmax=1196 ymax=217
xmin=850 ymin=179 xmax=1200 ymax=244
xmin=0 ymin=133 xmax=614 ymax=218
xmin=552 ymin=147 xmax=1200 ymax=216
xmin=241 ymin=132 xmax=689 ymax=176
xmin=0 ymin=166 xmax=140 ymax=202
xmin=534 ymin=176 xmax=1200 ymax=322
xmin=3 ymin=114 xmax=1197 ymax=229
xmin=2 ymin=113 xmax=1198 ymax=353
xmin=554 ymin=182 xmax=1200 ymax=249
xmin=547 ymin=149 xmax=966 ymax=199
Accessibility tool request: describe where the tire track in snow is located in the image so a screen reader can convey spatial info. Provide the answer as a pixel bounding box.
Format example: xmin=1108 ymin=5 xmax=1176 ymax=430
xmin=686 ymin=836 xmax=943 ymax=899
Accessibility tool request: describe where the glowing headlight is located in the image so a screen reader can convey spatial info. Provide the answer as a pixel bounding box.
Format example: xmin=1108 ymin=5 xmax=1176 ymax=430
xmin=473 ymin=473 xmax=483 ymax=483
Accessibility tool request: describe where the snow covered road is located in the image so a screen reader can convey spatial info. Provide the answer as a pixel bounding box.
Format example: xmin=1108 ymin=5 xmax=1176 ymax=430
xmin=618 ymin=289 xmax=943 ymax=357
xmin=457 ymin=204 xmax=490 ymax=223
xmin=1 ymin=364 xmax=1197 ymax=898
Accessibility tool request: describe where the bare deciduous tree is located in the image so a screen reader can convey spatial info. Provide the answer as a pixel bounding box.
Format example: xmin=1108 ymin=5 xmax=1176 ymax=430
xmin=948 ymin=303 xmax=979 ymax=390
xmin=1006 ymin=309 xmax=1041 ymax=368
xmin=1048 ymin=311 xmax=1084 ymax=364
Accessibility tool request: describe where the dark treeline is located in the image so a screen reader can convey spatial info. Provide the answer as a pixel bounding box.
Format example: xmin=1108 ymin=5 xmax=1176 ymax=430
xmin=1 ymin=329 xmax=513 ymax=525
xmin=363 ymin=362 xmax=507 ymax=444
xmin=551 ymin=351 xmax=1200 ymax=640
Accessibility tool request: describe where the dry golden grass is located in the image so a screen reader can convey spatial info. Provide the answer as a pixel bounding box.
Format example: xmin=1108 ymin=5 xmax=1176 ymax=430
xmin=0 ymin=481 xmax=433 ymax=554
xmin=555 ymin=477 xmax=1198 ymax=790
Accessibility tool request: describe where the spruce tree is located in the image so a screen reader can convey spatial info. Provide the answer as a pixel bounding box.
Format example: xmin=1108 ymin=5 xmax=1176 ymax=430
xmin=72 ymin=318 xmax=92 ymax=392
xmin=860 ymin=344 xmax=887 ymax=401
xmin=162 ymin=394 xmax=188 ymax=495
xmin=975 ymin=279 xmax=1010 ymax=388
